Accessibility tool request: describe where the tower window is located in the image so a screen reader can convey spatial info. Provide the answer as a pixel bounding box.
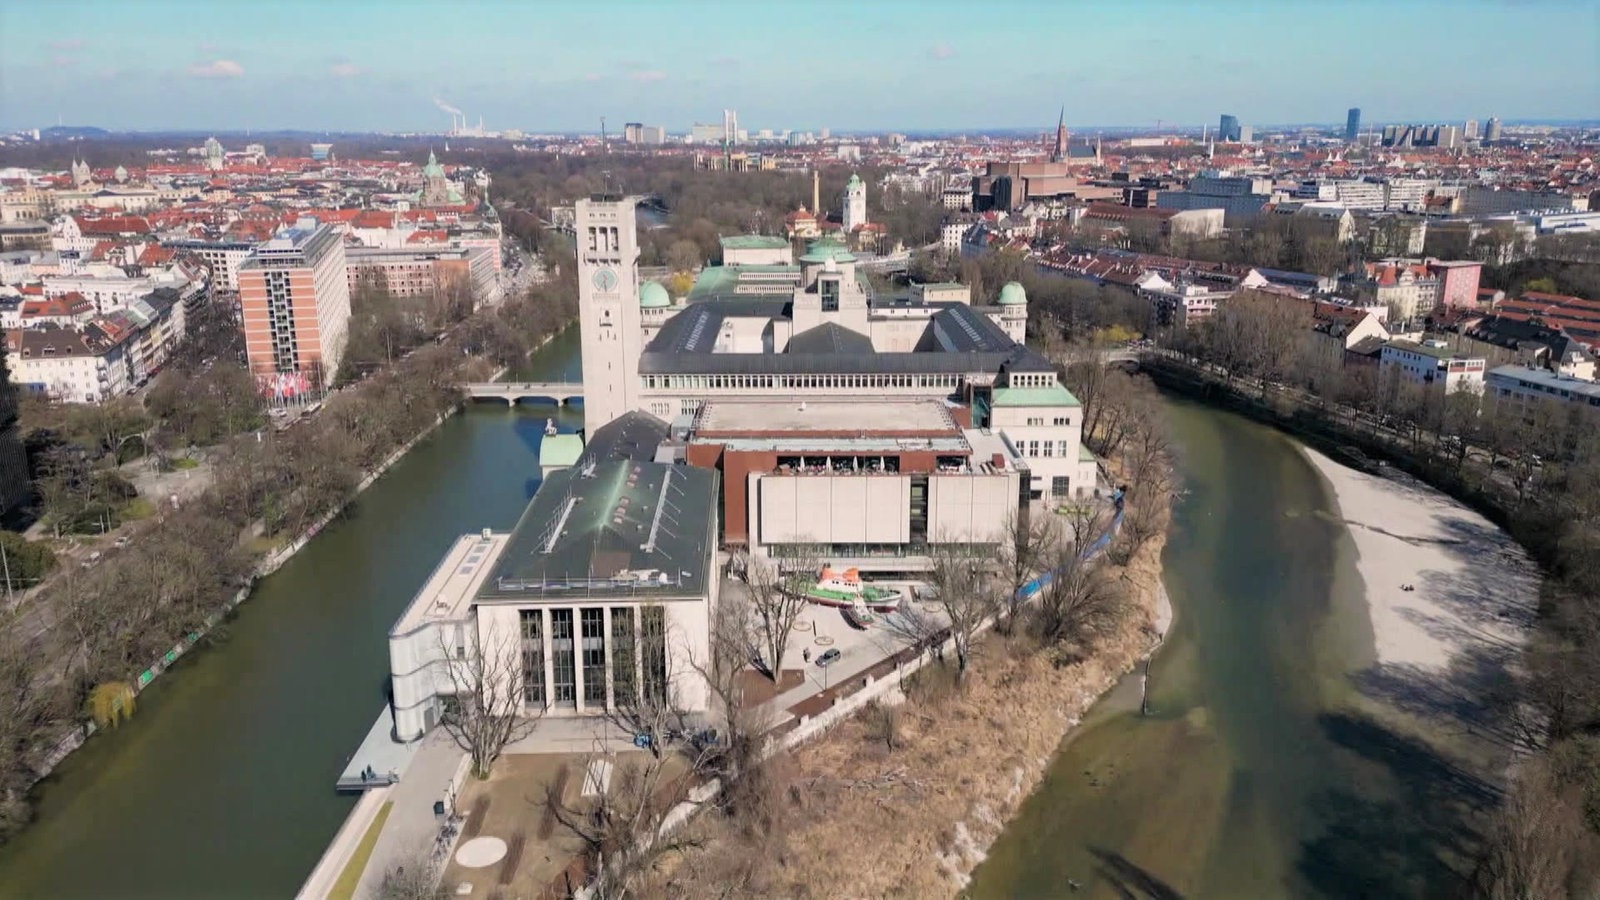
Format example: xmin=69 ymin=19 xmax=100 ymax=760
xmin=820 ymin=277 xmax=839 ymax=312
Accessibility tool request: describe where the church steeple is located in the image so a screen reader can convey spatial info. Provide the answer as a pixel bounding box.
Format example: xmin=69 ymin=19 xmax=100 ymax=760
xmin=1052 ymin=106 xmax=1068 ymax=163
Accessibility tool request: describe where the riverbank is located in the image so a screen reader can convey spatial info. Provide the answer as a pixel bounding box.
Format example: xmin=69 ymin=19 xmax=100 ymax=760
xmin=1302 ymin=446 xmax=1538 ymax=743
xmin=644 ymin=511 xmax=1170 ymax=898
xmin=24 ymin=324 xmax=574 ymax=793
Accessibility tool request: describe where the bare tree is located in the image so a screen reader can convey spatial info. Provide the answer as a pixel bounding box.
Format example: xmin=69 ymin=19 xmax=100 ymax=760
xmin=1033 ymin=541 xmax=1126 ymax=652
xmin=995 ymin=509 xmax=1056 ymax=633
xmin=925 ymin=543 xmax=1001 ymax=681
xmin=374 ymin=850 xmax=449 ymax=900
xmin=1474 ymin=758 xmax=1594 ymax=899
xmin=732 ymin=548 xmax=816 ymax=682
xmin=436 ymin=627 xmax=540 ymax=779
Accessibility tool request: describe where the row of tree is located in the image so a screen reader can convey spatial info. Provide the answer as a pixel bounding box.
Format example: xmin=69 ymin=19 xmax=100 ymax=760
xmin=0 ymin=278 xmax=579 ymax=844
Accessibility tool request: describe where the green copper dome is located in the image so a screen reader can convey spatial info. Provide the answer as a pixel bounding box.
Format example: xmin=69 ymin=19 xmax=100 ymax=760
xmin=639 ymin=281 xmax=671 ymax=308
xmin=997 ymin=282 xmax=1027 ymax=306
xmin=847 ymin=173 xmax=863 ymax=188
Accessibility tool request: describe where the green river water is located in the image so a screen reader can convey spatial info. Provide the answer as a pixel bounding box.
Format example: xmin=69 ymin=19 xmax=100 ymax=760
xmin=0 ymin=347 xmax=1501 ymax=899
xmin=969 ymin=397 xmax=1498 ymax=899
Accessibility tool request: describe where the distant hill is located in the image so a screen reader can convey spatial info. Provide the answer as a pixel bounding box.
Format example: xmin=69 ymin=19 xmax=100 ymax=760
xmin=41 ymin=125 xmax=110 ymax=140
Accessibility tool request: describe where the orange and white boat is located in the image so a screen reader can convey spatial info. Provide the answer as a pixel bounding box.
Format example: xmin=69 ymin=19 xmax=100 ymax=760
xmin=804 ymin=566 xmax=903 ymax=612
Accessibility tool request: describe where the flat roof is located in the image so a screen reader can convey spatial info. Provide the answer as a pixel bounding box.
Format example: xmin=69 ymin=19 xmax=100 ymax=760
xmin=694 ymin=398 xmax=958 ymax=435
xmin=391 ymin=532 xmax=510 ymax=634
xmin=1384 ymin=339 xmax=1457 ymax=360
xmin=991 ymin=385 xmax=1083 ymax=408
xmin=720 ymin=235 xmax=790 ymax=250
xmin=1487 ymin=365 xmax=1600 ymax=399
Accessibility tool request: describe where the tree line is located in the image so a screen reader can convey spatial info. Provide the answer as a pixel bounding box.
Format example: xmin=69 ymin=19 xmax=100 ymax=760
xmin=0 ymin=275 xmax=578 ymax=844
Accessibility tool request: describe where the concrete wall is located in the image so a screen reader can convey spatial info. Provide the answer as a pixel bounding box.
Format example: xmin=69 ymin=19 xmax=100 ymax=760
xmin=751 ymin=473 xmax=912 ymax=548
xmin=928 ymin=473 xmax=1016 ymax=542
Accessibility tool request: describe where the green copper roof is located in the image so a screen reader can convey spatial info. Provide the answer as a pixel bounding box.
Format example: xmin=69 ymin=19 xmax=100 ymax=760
xmin=538 ymin=433 xmax=584 ymax=469
xmin=991 ymin=384 xmax=1082 ymax=408
xmin=997 ymin=282 xmax=1027 ymax=306
xmin=720 ymin=235 xmax=790 ymax=251
xmin=1079 ymin=443 xmax=1097 ymax=462
xmin=422 ymin=150 xmax=445 ymax=178
xmin=800 ymin=239 xmax=855 ymax=264
xmin=847 ymin=173 xmax=863 ymax=187
xmin=639 ymin=281 xmax=671 ymax=308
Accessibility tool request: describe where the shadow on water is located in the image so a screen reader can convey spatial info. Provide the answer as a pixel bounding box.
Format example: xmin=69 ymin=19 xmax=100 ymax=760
xmin=1298 ymin=712 xmax=1498 ymax=899
xmin=1090 ymin=847 xmax=1186 ymax=900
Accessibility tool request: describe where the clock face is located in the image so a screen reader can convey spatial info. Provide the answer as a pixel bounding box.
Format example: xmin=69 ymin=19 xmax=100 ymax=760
xmin=592 ymin=267 xmax=618 ymax=292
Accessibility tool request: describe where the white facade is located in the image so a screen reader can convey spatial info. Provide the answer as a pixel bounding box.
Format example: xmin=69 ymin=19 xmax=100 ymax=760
xmin=577 ymin=196 xmax=645 ymax=431
xmin=1380 ymin=340 xmax=1486 ymax=395
xmin=842 ymin=174 xmax=867 ymax=233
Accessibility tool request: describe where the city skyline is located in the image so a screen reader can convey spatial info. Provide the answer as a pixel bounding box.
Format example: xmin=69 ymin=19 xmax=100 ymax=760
xmin=2 ymin=0 xmax=1596 ymax=134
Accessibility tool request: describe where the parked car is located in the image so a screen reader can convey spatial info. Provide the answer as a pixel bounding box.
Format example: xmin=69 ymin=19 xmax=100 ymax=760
xmin=815 ymin=648 xmax=842 ymax=668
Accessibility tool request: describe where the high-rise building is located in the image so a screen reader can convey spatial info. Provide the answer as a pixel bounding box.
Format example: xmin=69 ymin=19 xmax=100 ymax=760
xmin=690 ymin=122 xmax=722 ymax=144
xmin=722 ymin=109 xmax=739 ymax=146
xmin=1464 ymin=119 xmax=1479 ymax=140
xmin=623 ymin=122 xmax=644 ymax=144
xmin=1218 ymin=114 xmax=1241 ymax=142
xmin=1345 ymin=107 xmax=1361 ymax=142
xmin=238 ymin=219 xmax=351 ymax=393
xmin=576 ymin=195 xmax=644 ymax=431
xmin=1485 ymin=117 xmax=1503 ymax=142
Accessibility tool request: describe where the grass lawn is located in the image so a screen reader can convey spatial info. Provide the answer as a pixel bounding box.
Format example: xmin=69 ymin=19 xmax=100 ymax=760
xmin=171 ymin=456 xmax=201 ymax=470
xmin=328 ymin=800 xmax=392 ymax=900
xmin=120 ymin=497 xmax=157 ymax=520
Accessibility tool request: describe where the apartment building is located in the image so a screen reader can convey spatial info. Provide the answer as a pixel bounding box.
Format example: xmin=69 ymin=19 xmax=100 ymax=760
xmin=238 ymin=219 xmax=351 ymax=393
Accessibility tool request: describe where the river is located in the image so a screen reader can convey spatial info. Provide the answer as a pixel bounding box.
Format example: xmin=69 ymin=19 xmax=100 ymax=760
xmin=968 ymin=397 xmax=1494 ymax=899
xmin=0 ymin=328 xmax=585 ymax=900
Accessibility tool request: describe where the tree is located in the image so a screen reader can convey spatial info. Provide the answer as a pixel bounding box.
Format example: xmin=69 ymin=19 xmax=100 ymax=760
xmin=667 ymin=240 xmax=702 ymax=273
xmin=994 ymin=509 xmax=1056 ymax=633
xmin=436 ymin=628 xmax=541 ymax=779
xmin=374 ymin=852 xmax=449 ymax=900
xmin=1474 ymin=758 xmax=1594 ymax=899
xmin=0 ymin=625 xmax=64 ymax=841
xmin=924 ymin=543 xmax=1001 ymax=681
xmin=1033 ymin=540 xmax=1125 ymax=652
xmin=733 ymin=549 xmax=816 ymax=682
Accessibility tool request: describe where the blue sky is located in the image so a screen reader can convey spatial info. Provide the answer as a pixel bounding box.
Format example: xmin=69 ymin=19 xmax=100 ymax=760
xmin=1 ymin=0 xmax=1595 ymax=133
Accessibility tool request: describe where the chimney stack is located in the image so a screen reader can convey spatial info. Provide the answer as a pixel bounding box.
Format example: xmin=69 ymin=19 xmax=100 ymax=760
xmin=812 ymin=170 xmax=820 ymax=214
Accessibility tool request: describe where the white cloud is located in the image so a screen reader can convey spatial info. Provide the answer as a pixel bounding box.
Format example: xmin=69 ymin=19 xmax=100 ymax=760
xmin=930 ymin=44 xmax=955 ymax=60
xmin=189 ymin=59 xmax=244 ymax=79
xmin=630 ymin=70 xmax=667 ymax=83
xmin=49 ymin=38 xmax=85 ymax=51
xmin=329 ymin=62 xmax=360 ymax=78
xmin=50 ymin=55 xmax=76 ymax=68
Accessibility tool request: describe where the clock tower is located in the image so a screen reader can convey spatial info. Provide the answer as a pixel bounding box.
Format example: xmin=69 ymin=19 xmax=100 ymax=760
xmin=576 ymin=195 xmax=644 ymax=432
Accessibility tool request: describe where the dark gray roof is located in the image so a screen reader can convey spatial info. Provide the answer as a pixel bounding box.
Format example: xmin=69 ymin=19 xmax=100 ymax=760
xmin=645 ymin=298 xmax=790 ymax=355
xmin=582 ymin=410 xmax=669 ymax=463
xmin=478 ymin=460 xmax=718 ymax=601
xmin=637 ymin=294 xmax=1053 ymax=377
xmin=929 ymin=304 xmax=1015 ymax=353
xmin=1465 ymin=315 xmax=1594 ymax=363
xmin=787 ymin=322 xmax=874 ymax=355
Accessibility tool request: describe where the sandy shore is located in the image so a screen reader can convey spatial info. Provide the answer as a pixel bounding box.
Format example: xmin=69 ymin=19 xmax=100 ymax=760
xmin=1301 ymin=449 xmax=1538 ymax=672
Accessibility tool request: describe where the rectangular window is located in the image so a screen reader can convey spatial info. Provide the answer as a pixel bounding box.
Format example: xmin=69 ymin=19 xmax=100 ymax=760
xmin=1059 ymin=440 xmax=1070 ymax=458
xmin=1052 ymin=476 xmax=1071 ymax=498
xmin=1042 ymin=442 xmax=1053 ymax=457
xmin=611 ymin=607 xmax=637 ymax=708
xmin=1027 ymin=440 xmax=1039 ymax=457
xmin=641 ymin=606 xmax=668 ymax=705
xmin=551 ymin=609 xmax=576 ymax=708
xmin=820 ymin=277 xmax=840 ymax=312
xmin=581 ymin=609 xmax=607 ymax=706
xmin=520 ymin=609 xmax=545 ymax=709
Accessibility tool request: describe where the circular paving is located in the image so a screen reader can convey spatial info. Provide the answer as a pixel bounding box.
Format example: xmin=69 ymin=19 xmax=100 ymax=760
xmin=455 ymin=836 xmax=507 ymax=869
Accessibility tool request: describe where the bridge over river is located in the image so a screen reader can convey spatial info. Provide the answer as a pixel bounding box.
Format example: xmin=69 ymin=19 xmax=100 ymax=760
xmin=462 ymin=382 xmax=584 ymax=405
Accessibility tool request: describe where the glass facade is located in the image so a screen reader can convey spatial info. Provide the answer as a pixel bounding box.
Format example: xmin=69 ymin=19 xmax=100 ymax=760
xmin=611 ymin=607 xmax=637 ymax=708
xmin=519 ymin=609 xmax=545 ymax=709
xmin=551 ymin=609 xmax=576 ymax=708
xmin=581 ymin=608 xmax=607 ymax=706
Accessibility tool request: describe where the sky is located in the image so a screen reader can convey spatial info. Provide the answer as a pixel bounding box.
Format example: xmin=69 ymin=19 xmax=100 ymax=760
xmin=1 ymin=0 xmax=1596 ymax=134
